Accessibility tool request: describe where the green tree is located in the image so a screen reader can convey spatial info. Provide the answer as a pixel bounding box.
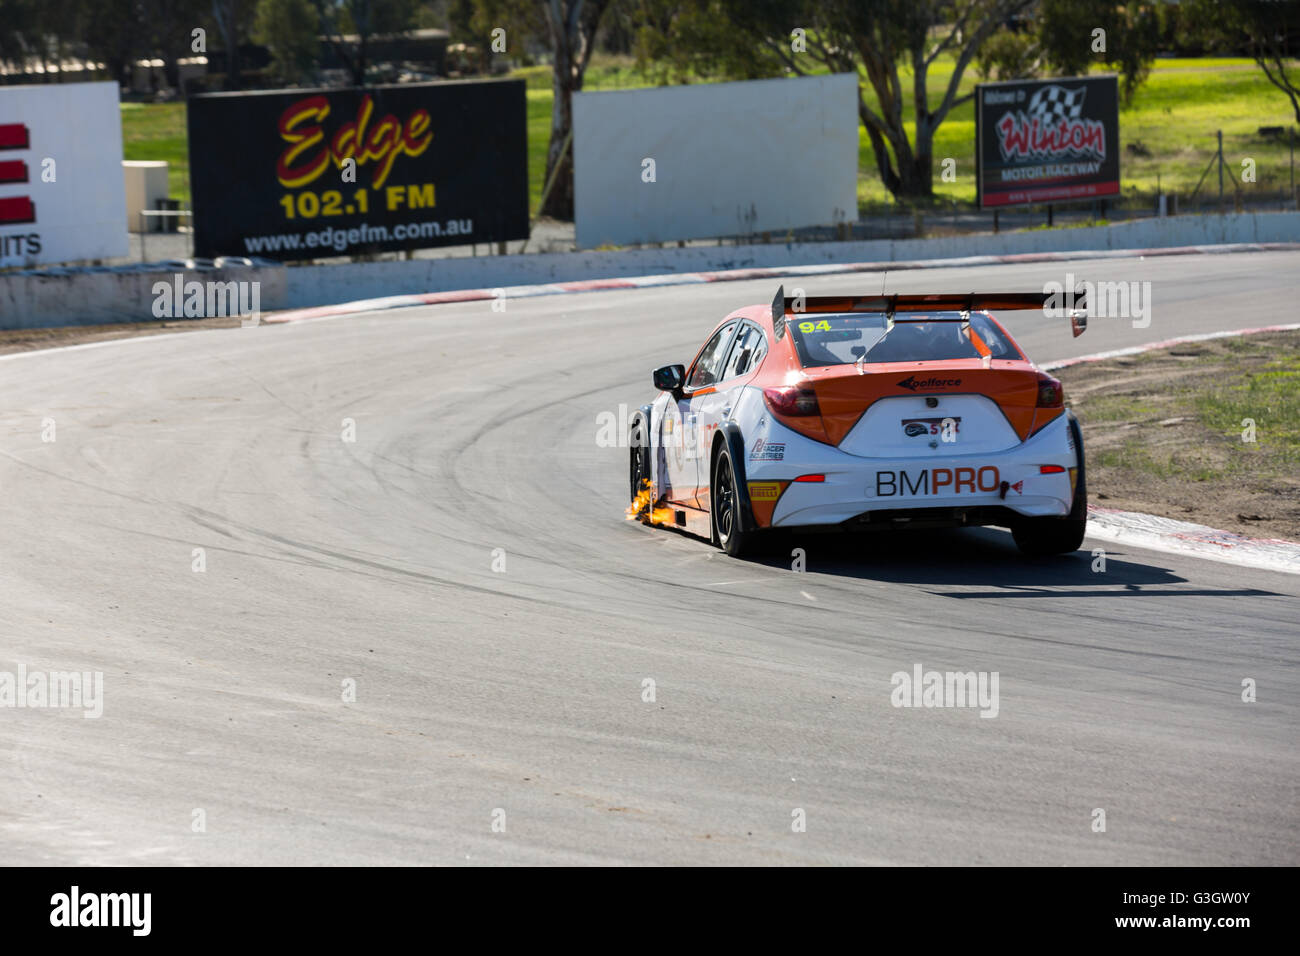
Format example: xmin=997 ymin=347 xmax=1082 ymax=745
xmin=975 ymin=26 xmax=1039 ymax=83
xmin=1184 ymin=0 xmax=1300 ymax=124
xmin=538 ymin=0 xmax=613 ymax=219
xmin=0 ymin=0 xmax=91 ymax=81
xmin=639 ymin=0 xmax=1035 ymax=200
xmin=138 ymin=0 xmax=209 ymax=91
xmin=81 ymin=0 xmax=150 ymax=87
xmin=1033 ymin=0 xmax=1160 ymax=103
xmin=211 ymin=0 xmax=261 ymax=89
xmin=452 ymin=0 xmax=614 ymax=220
xmin=0 ymin=0 xmax=41 ymax=77
xmin=255 ymin=0 xmax=321 ymax=82
xmin=639 ymin=0 xmax=1158 ymax=200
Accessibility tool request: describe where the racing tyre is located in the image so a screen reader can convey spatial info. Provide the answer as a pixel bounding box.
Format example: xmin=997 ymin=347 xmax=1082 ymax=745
xmin=629 ymin=411 xmax=652 ymax=521
xmin=1011 ymin=459 xmax=1087 ymax=556
xmin=711 ymin=445 xmax=758 ymax=558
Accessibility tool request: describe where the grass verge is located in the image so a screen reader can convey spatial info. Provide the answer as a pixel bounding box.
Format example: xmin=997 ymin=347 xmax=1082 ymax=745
xmin=1063 ymin=330 xmax=1300 ymax=540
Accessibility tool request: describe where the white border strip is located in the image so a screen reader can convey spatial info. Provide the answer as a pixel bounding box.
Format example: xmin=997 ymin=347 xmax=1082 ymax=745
xmin=1086 ymin=506 xmax=1300 ymax=575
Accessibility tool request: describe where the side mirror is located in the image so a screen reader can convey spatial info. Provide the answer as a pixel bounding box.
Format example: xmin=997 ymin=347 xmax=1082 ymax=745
xmin=1069 ymin=285 xmax=1088 ymax=337
xmin=653 ymin=364 xmax=685 ymax=395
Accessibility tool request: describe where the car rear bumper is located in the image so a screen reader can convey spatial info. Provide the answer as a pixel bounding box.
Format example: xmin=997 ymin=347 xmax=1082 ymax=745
xmin=749 ymin=412 xmax=1079 ymax=529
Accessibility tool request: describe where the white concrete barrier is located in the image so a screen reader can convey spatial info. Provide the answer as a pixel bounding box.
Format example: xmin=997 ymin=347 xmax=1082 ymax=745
xmin=284 ymin=211 xmax=1300 ymax=309
xmin=2 ymin=211 xmax=1297 ymax=329
xmin=573 ymin=75 xmax=859 ymax=248
xmin=0 ymin=264 xmax=287 ymax=329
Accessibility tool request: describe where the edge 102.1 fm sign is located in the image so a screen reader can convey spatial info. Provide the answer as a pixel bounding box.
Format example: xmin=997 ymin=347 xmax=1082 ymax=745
xmin=188 ymin=79 xmax=528 ymax=260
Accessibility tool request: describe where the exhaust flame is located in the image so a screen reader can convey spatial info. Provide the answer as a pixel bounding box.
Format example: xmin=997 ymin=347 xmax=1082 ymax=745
xmin=626 ymin=479 xmax=675 ymax=526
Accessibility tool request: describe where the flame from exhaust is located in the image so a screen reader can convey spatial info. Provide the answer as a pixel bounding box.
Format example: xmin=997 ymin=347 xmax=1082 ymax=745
xmin=626 ymin=478 xmax=675 ymax=525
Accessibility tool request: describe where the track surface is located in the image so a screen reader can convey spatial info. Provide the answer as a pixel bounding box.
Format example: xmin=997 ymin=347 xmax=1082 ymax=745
xmin=1 ymin=251 xmax=1297 ymax=865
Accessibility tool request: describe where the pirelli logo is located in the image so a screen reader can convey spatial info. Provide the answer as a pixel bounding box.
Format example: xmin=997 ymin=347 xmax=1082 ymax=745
xmin=747 ymin=481 xmax=783 ymax=501
xmin=875 ymin=466 xmax=1001 ymax=497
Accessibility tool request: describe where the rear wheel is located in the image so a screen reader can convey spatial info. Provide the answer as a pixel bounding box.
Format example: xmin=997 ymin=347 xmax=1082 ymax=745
xmin=711 ymin=446 xmax=758 ymax=557
xmin=629 ymin=412 xmax=652 ymax=520
xmin=1012 ymin=460 xmax=1087 ymax=556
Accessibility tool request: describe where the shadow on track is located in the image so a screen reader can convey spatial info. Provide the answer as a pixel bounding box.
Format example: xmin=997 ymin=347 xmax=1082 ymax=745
xmin=742 ymin=526 xmax=1281 ymax=599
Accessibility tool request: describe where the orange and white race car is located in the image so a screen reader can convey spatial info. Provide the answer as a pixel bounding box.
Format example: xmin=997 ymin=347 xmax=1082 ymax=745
xmin=628 ymin=286 xmax=1088 ymax=557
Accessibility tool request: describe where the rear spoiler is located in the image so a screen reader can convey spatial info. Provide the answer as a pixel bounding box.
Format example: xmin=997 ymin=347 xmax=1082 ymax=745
xmin=770 ymin=285 xmax=1088 ymax=336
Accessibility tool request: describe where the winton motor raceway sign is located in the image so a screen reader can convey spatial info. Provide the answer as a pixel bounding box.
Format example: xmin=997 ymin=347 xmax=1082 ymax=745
xmin=187 ymin=79 xmax=528 ymax=260
xmin=975 ymin=75 xmax=1120 ymax=209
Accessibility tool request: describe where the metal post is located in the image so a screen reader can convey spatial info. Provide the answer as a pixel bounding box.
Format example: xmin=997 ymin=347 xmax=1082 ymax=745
xmin=1291 ymin=127 xmax=1296 ymax=209
xmin=993 ymin=209 xmax=999 ymax=233
xmin=185 ymin=141 xmax=194 ymax=258
xmin=1217 ymin=129 xmax=1224 ymax=212
xmin=1047 ymin=204 xmax=1054 ymax=227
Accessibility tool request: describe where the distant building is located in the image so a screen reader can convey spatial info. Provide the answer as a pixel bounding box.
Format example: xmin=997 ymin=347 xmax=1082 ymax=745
xmin=317 ymin=28 xmax=450 ymax=79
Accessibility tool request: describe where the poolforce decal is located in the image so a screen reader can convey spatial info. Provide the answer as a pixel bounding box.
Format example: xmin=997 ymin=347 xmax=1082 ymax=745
xmin=896 ymin=375 xmax=962 ymax=391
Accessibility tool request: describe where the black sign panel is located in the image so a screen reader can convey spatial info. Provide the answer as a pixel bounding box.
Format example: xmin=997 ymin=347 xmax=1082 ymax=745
xmin=188 ymin=79 xmax=528 ymax=259
xmin=975 ymin=75 xmax=1119 ymax=209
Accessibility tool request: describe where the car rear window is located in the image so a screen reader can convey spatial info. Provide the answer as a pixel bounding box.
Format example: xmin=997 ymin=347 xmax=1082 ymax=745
xmin=787 ymin=312 xmax=1021 ymax=367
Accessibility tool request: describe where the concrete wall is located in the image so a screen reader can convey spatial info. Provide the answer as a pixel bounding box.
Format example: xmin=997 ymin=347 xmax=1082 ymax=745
xmin=2 ymin=211 xmax=1297 ymax=329
xmin=282 ymin=211 xmax=1300 ymax=308
xmin=0 ymin=265 xmax=287 ymax=330
xmin=573 ymin=74 xmax=859 ymax=248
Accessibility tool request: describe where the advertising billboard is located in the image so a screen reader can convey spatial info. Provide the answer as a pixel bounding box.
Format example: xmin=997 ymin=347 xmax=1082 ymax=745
xmin=975 ymin=75 xmax=1120 ymax=209
xmin=188 ymin=79 xmax=528 ymax=260
xmin=0 ymin=82 xmax=128 ymax=268
xmin=573 ymin=74 xmax=859 ymax=249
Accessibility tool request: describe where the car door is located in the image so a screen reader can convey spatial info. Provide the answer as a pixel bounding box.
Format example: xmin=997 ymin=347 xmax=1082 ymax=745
xmin=662 ymin=320 xmax=739 ymax=507
xmin=690 ymin=321 xmax=768 ymax=508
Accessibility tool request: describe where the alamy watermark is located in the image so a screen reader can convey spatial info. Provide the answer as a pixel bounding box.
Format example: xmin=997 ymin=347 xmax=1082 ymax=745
xmin=50 ymin=886 xmax=150 ymax=935
xmin=1 ymin=665 xmax=103 ymax=718
xmin=152 ymin=274 xmax=261 ymax=327
xmin=890 ymin=663 xmax=999 ymax=718
xmin=1044 ymin=271 xmax=1151 ymax=329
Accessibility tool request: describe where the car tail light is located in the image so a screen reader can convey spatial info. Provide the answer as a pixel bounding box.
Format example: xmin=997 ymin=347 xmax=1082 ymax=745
xmin=1039 ymin=464 xmax=1065 ymax=474
xmin=763 ymin=384 xmax=820 ymax=417
xmin=794 ymin=474 xmax=825 ymax=482
xmin=1035 ymin=372 xmax=1063 ymax=408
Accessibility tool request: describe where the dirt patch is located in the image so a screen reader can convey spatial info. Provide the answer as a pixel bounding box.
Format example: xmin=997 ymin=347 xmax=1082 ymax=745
xmin=0 ymin=316 xmax=243 ymax=356
xmin=1062 ymin=331 xmax=1300 ymax=541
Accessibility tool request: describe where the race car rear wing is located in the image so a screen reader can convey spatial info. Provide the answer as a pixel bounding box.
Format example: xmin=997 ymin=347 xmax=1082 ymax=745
xmin=770 ymin=286 xmax=1088 ymax=337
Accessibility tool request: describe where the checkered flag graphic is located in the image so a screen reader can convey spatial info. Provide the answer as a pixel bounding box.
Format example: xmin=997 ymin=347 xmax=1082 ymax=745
xmin=1027 ymin=85 xmax=1087 ymax=122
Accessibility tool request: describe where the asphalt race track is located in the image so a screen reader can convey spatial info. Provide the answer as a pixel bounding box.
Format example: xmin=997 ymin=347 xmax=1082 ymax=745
xmin=1 ymin=251 xmax=1297 ymax=865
